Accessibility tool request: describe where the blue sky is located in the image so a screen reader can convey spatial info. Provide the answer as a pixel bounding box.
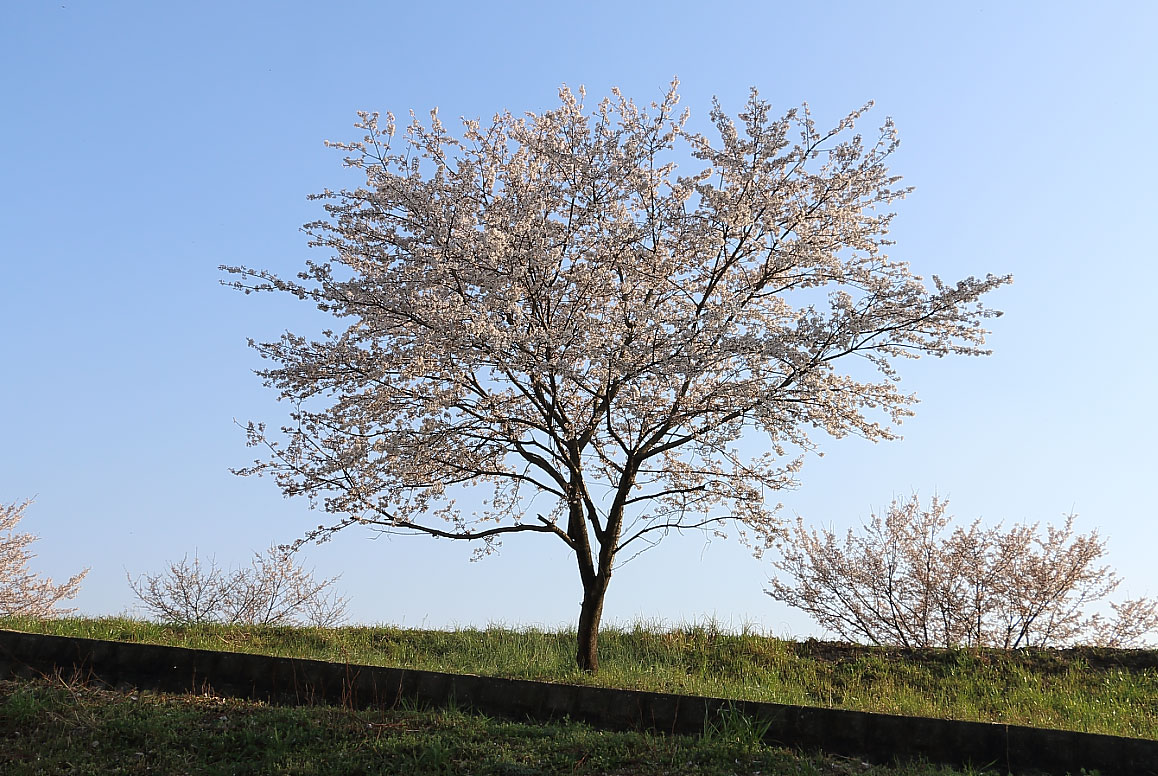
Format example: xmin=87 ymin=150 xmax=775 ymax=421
xmin=2 ymin=1 xmax=1155 ymax=635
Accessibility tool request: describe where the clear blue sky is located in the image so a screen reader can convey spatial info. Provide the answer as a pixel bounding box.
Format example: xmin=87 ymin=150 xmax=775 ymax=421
xmin=3 ymin=1 xmax=1155 ymax=635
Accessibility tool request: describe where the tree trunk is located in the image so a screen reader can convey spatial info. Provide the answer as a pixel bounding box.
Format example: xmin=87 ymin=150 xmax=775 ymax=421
xmin=576 ymin=576 xmax=610 ymax=672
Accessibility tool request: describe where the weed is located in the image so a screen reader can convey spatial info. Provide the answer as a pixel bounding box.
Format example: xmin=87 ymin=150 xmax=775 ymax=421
xmin=702 ymin=702 xmax=774 ymax=752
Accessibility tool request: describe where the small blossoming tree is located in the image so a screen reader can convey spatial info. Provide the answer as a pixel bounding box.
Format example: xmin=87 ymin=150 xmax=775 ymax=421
xmin=767 ymin=495 xmax=1158 ymax=648
xmin=0 ymin=499 xmax=88 ymax=618
xmin=224 ymin=81 xmax=1010 ymax=671
xmin=128 ymin=546 xmax=349 ymax=628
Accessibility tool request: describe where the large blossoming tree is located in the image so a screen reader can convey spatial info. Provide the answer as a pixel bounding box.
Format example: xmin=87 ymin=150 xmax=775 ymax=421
xmin=224 ymin=82 xmax=1009 ymax=671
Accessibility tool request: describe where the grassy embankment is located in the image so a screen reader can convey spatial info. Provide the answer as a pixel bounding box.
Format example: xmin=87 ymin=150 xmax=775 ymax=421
xmin=3 ymin=616 xmax=1156 ymax=739
xmin=2 ymin=617 xmax=1155 ymax=774
xmin=2 ymin=675 xmax=1013 ymax=775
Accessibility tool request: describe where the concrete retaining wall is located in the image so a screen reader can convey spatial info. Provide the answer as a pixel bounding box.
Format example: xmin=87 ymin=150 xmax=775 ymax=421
xmin=1 ymin=628 xmax=1154 ymax=775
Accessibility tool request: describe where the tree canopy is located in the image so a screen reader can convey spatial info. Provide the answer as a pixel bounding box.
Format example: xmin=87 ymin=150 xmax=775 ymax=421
xmin=224 ymin=81 xmax=1010 ymax=670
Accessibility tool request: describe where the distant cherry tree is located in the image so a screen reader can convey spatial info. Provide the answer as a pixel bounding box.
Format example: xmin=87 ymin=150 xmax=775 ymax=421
xmin=767 ymin=495 xmax=1158 ymax=648
xmin=0 ymin=499 xmax=88 ymax=618
xmin=224 ymin=81 xmax=1010 ymax=671
xmin=128 ymin=545 xmax=348 ymax=628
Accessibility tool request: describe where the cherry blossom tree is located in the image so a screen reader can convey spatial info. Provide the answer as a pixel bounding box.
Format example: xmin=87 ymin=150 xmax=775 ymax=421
xmin=766 ymin=495 xmax=1158 ymax=648
xmin=128 ymin=546 xmax=349 ymax=627
xmin=1 ymin=499 xmax=88 ymax=618
xmin=223 ymin=81 xmax=1010 ymax=671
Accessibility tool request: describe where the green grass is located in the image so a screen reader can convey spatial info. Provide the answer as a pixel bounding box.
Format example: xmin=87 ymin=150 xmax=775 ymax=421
xmin=0 ymin=675 xmax=1015 ymax=775
xmin=4 ymin=615 xmax=1156 ymax=741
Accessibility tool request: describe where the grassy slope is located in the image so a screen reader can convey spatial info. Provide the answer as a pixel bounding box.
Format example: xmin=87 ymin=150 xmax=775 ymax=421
xmin=4 ymin=616 xmax=1156 ymax=740
xmin=0 ymin=676 xmax=1013 ymax=775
